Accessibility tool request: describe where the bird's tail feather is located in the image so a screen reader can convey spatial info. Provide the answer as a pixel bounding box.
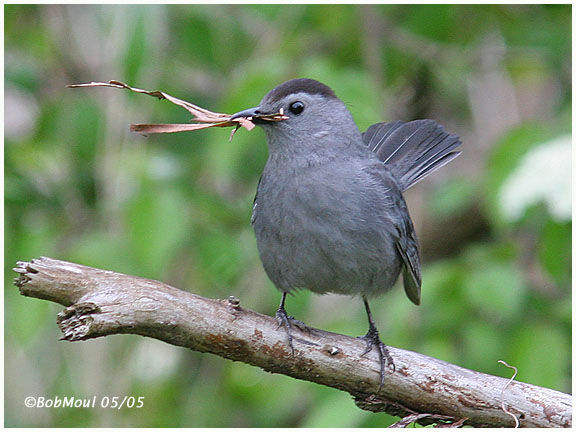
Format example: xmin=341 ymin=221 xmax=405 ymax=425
xmin=362 ymin=119 xmax=461 ymax=191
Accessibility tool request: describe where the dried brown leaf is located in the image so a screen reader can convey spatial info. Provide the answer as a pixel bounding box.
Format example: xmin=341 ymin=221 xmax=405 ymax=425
xmin=129 ymin=123 xmax=229 ymax=134
xmin=67 ymin=80 xmax=257 ymax=136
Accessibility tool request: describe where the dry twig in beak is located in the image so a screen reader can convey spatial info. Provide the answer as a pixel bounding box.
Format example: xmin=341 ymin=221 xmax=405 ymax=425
xmin=67 ymin=80 xmax=256 ymax=139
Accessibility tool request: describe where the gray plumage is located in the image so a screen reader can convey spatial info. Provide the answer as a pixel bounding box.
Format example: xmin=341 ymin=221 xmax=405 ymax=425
xmin=236 ymin=78 xmax=460 ymax=305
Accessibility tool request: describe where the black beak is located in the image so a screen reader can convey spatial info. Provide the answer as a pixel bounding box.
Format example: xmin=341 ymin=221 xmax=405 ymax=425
xmin=230 ymin=106 xmax=261 ymax=120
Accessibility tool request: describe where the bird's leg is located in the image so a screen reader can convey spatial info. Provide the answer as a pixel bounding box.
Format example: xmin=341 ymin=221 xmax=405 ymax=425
xmin=360 ymin=296 xmax=395 ymax=390
xmin=275 ymin=291 xmax=295 ymax=354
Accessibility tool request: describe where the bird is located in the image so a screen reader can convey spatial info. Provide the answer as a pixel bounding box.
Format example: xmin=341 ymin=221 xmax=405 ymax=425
xmin=230 ymin=78 xmax=461 ymax=388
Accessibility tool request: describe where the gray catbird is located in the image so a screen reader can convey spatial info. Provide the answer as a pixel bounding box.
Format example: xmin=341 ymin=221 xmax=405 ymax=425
xmin=231 ymin=78 xmax=461 ymax=387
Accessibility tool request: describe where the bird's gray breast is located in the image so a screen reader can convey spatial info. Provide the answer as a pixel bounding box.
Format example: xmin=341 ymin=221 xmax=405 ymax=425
xmin=252 ymin=159 xmax=404 ymax=297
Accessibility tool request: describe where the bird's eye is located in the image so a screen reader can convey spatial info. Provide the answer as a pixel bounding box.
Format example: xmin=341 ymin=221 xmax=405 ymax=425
xmin=289 ymin=101 xmax=305 ymax=115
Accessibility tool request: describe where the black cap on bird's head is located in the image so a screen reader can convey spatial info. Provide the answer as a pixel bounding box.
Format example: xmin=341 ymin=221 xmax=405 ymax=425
xmin=263 ymin=78 xmax=337 ymax=104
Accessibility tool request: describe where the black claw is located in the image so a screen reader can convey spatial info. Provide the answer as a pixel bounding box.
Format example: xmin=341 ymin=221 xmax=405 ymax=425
xmin=361 ymin=297 xmax=395 ymax=391
xmin=360 ymin=326 xmax=395 ymax=390
xmin=276 ymin=292 xmax=295 ymax=354
xmin=276 ymin=306 xmax=295 ymax=354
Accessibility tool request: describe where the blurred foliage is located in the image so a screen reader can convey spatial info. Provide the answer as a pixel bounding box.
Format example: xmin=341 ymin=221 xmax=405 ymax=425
xmin=5 ymin=4 xmax=571 ymax=428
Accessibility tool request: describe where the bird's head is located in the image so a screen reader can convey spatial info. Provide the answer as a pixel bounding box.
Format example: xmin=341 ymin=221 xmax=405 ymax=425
xmin=231 ymin=78 xmax=362 ymax=154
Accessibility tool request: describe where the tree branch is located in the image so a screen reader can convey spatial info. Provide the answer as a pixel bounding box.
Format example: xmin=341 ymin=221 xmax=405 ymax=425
xmin=13 ymin=257 xmax=571 ymax=428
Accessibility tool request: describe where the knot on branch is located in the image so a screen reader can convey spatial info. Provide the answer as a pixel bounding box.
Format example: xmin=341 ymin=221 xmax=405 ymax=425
xmin=57 ymin=302 xmax=101 ymax=341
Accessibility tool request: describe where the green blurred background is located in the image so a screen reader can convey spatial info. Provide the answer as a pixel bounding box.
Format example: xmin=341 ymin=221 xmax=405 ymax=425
xmin=5 ymin=4 xmax=571 ymax=428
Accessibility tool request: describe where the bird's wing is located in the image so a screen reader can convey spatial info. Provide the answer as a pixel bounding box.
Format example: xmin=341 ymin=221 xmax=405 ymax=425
xmin=389 ymin=186 xmax=422 ymax=305
xmin=364 ymin=163 xmax=422 ymax=305
xmin=395 ymin=228 xmax=422 ymax=305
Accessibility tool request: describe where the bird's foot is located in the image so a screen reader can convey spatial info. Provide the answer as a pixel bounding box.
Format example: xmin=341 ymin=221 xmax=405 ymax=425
xmin=359 ymin=326 xmax=395 ymax=391
xmin=275 ymin=306 xmax=297 ymax=354
xmin=275 ymin=292 xmax=313 ymax=353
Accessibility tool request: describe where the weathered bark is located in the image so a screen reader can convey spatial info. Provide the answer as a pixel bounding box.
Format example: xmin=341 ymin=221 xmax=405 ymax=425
xmin=13 ymin=257 xmax=571 ymax=428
